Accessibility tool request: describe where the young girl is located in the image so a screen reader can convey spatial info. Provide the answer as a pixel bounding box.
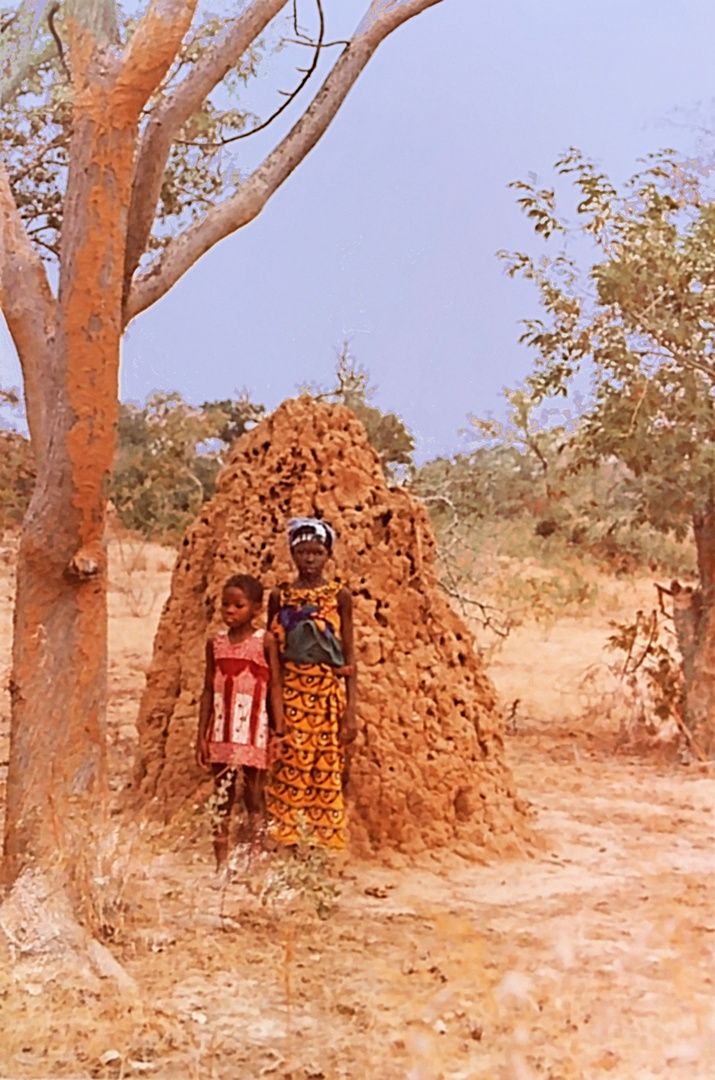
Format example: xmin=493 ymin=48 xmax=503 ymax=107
xmin=265 ymin=518 xmax=357 ymax=851
xmin=196 ymin=574 xmax=284 ymax=876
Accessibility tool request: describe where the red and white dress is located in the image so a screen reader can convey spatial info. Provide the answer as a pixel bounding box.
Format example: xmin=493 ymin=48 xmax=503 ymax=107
xmin=208 ymin=630 xmax=270 ymax=769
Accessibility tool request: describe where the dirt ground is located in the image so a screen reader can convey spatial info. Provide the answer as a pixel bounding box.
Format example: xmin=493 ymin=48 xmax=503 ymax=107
xmin=1 ymin=538 xmax=714 ymax=1079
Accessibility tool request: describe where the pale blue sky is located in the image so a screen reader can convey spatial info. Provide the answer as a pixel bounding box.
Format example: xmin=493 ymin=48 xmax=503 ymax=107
xmin=2 ymin=0 xmax=715 ymax=461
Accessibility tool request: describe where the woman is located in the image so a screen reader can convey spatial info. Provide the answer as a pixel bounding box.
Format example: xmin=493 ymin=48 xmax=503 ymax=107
xmin=265 ymin=517 xmax=356 ymax=850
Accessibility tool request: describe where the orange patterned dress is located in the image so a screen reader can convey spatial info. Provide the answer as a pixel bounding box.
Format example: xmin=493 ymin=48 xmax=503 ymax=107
xmin=265 ymin=580 xmax=347 ymax=850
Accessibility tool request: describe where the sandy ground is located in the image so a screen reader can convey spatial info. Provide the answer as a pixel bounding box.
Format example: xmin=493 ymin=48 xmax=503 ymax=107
xmin=1 ymin=538 xmax=714 ymax=1079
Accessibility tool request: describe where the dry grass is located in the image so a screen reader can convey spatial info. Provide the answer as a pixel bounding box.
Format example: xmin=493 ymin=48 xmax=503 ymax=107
xmin=1 ymin=537 xmax=714 ymax=1078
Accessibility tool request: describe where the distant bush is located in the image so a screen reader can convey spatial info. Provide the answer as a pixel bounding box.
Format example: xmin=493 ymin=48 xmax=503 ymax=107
xmin=0 ymin=357 xmax=417 ymax=543
xmin=412 ymin=426 xmax=696 ymax=580
xmin=111 ymin=391 xmax=264 ymax=541
xmin=0 ymin=430 xmax=35 ymax=531
xmin=300 ymin=345 xmax=415 ymax=481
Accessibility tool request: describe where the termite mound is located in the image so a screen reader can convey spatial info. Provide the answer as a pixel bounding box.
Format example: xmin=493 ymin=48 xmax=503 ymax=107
xmin=134 ymin=398 xmax=531 ymax=857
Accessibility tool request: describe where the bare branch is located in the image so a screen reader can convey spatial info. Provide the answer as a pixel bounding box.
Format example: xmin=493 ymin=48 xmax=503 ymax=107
xmin=282 ymin=36 xmax=349 ymax=48
xmin=47 ymin=2 xmax=70 ymax=81
xmin=439 ymin=584 xmax=512 ymax=637
xmin=0 ymin=159 xmax=56 ymax=458
xmin=191 ymin=0 xmax=326 ymax=148
xmin=123 ymin=0 xmax=289 ymax=301
xmin=125 ymin=0 xmax=444 ymax=324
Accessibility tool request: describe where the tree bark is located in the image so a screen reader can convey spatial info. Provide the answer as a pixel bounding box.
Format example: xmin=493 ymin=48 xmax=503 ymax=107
xmin=4 ymin=74 xmax=130 ymax=889
xmin=680 ymin=504 xmax=715 ymax=756
xmin=0 ymin=162 xmax=56 ymax=464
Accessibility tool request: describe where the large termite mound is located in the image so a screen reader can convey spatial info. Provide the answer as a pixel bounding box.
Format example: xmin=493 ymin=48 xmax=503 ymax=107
xmin=135 ymin=398 xmax=530 ymax=856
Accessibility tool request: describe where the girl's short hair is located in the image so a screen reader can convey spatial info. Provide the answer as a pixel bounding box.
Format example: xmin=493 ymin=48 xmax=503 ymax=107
xmin=223 ymin=574 xmax=263 ymax=604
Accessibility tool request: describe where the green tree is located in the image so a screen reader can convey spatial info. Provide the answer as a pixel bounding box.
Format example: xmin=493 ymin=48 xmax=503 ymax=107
xmin=462 ymin=385 xmax=673 ymax=567
xmin=112 ymin=390 xmax=264 ymax=538
xmin=503 ymin=148 xmax=715 ymax=753
xmin=200 ymin=392 xmax=265 ymax=449
xmin=307 ymin=345 xmax=415 ymax=479
xmin=113 ymin=392 xmax=219 ymax=539
xmin=0 ymin=429 xmax=35 ymax=530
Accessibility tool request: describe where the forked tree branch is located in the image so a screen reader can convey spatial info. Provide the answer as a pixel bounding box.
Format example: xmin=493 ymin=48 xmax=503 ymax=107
xmin=124 ymin=0 xmax=443 ymax=324
xmin=115 ymin=0 xmax=199 ymax=115
xmin=123 ymin=0 xmax=289 ymax=302
xmin=0 ymin=159 xmax=56 ymax=459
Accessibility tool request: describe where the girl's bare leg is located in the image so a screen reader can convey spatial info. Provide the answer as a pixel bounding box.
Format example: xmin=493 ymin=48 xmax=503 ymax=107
xmin=243 ymin=766 xmax=265 ymax=857
xmin=212 ymin=766 xmax=237 ymax=871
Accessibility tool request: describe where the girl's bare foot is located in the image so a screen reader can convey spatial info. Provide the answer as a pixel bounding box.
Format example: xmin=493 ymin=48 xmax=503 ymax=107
xmin=209 ymin=866 xmax=229 ymax=890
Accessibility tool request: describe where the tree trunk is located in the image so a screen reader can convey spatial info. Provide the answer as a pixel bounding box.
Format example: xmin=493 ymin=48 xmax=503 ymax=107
xmin=2 ymin=46 xmax=136 ymax=900
xmin=679 ymin=504 xmax=715 ymax=757
xmin=4 ymin=360 xmax=114 ymax=890
xmin=1 ymin=7 xmax=198 ymax=981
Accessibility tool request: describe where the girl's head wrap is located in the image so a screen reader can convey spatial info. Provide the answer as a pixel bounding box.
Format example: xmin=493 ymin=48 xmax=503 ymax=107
xmin=288 ymin=517 xmax=336 ymax=553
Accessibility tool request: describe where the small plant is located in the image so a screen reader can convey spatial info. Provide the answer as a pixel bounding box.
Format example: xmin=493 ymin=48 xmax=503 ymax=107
xmin=259 ymin=817 xmax=340 ymax=920
xmin=77 ymin=821 xmax=142 ymax=943
xmin=605 ymin=608 xmax=687 ymax=745
xmin=205 ymin=767 xmax=237 ymax=831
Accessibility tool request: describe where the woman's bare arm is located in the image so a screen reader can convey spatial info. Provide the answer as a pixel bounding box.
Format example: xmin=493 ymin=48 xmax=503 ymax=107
xmin=338 ymin=586 xmax=357 ymax=743
xmin=267 ymin=586 xmax=281 ymax=630
xmin=264 ymin=630 xmax=285 ymax=735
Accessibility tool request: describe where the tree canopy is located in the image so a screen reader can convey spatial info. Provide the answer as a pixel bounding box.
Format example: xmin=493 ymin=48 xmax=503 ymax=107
xmin=302 ymin=345 xmax=415 ymax=479
xmin=503 ymin=148 xmax=715 ymax=752
xmin=501 ymin=149 xmax=715 ymax=546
